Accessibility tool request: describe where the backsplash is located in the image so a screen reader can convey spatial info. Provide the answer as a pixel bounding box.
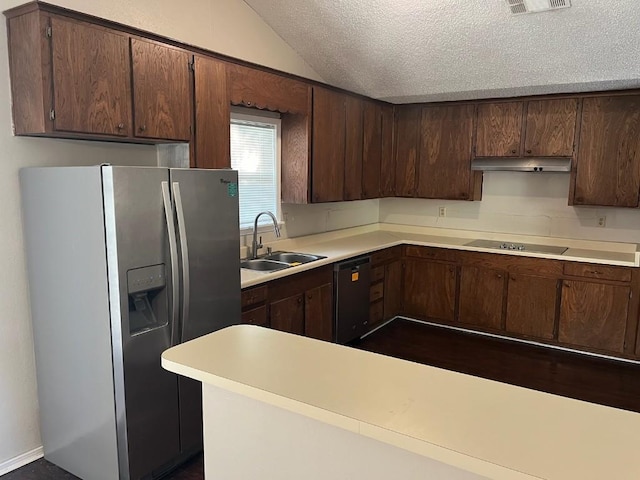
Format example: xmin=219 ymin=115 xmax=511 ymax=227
xmin=379 ymin=172 xmax=640 ymax=244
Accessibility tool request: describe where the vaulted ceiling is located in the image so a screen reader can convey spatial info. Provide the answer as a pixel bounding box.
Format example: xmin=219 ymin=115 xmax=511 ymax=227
xmin=242 ymin=0 xmax=640 ymax=103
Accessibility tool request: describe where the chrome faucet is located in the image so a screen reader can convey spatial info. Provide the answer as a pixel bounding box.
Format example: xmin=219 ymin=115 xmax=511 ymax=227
xmin=251 ymin=211 xmax=281 ymax=259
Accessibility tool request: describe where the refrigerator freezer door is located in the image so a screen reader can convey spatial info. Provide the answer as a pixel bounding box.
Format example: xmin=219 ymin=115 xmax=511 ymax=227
xmin=103 ymin=166 xmax=181 ymax=479
xmin=169 ymin=168 xmax=241 ymax=451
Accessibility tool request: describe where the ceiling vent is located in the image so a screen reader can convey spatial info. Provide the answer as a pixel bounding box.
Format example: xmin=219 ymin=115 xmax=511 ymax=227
xmin=506 ymin=0 xmax=571 ymax=15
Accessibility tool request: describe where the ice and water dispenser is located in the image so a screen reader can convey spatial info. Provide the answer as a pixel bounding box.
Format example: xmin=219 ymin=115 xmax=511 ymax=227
xmin=126 ymin=264 xmax=168 ymax=335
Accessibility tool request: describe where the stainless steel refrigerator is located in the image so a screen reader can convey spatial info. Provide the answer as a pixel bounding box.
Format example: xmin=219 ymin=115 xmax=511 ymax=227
xmin=20 ymin=165 xmax=241 ymax=480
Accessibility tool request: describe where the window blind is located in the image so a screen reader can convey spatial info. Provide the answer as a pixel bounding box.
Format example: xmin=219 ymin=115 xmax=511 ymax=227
xmin=230 ymin=117 xmax=279 ymax=230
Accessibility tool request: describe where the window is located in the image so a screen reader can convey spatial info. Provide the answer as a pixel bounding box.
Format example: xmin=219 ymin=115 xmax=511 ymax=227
xmin=230 ymin=110 xmax=281 ymax=230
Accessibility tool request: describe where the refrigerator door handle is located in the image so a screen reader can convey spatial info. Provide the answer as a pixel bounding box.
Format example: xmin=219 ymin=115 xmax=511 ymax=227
xmin=162 ymin=181 xmax=180 ymax=346
xmin=172 ymin=181 xmax=190 ymax=343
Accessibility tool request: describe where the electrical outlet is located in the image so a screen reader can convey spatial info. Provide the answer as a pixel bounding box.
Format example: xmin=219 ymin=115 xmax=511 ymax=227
xmin=438 ymin=207 xmax=446 ymax=218
xmin=597 ymin=216 xmax=606 ymax=227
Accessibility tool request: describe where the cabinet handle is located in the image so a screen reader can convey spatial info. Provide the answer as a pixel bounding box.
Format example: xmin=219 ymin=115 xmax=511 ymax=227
xmin=511 ymin=149 xmax=517 ymax=154
xmin=139 ymin=124 xmax=146 ymax=132
xmin=117 ymin=123 xmax=125 ymax=130
xmin=510 ymin=275 xmax=516 ymax=281
xmin=496 ymin=274 xmax=502 ymax=279
xmin=564 ymin=282 xmax=571 ymax=288
xmin=307 ymin=294 xmax=313 ymax=300
xmin=588 ymin=270 xmax=602 ymax=275
xmin=526 ymin=149 xmax=532 ymax=154
xmin=297 ymin=297 xmax=303 ymax=304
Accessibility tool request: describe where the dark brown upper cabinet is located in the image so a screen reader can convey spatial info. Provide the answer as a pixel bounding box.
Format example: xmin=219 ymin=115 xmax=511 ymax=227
xmin=193 ymin=56 xmax=229 ymax=169
xmin=380 ymin=105 xmax=396 ymax=197
xmin=50 ymin=16 xmax=132 ymax=137
xmin=131 ymin=38 xmax=191 ymax=141
xmin=476 ymin=98 xmax=578 ymax=159
xmin=417 ymin=104 xmax=476 ymax=200
xmin=312 ymin=87 xmax=346 ymax=202
xmin=227 ymin=64 xmax=311 ymax=114
xmin=362 ymin=100 xmax=383 ymax=199
xmin=394 ymin=105 xmax=421 ymax=197
xmin=475 ymin=102 xmax=524 ymax=157
xmin=344 ymin=96 xmax=364 ymax=201
xmin=7 ymin=9 xmax=191 ymax=143
xmin=572 ymin=95 xmax=640 ymax=208
xmin=7 ymin=11 xmax=133 ymax=138
xmin=524 ymin=98 xmax=578 ymax=157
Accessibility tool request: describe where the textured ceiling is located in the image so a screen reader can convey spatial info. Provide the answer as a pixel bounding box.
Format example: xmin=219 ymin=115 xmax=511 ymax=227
xmin=242 ymin=0 xmax=640 ymax=103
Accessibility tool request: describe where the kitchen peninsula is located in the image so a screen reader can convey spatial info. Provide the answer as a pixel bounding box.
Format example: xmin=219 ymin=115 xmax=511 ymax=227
xmin=162 ymin=325 xmax=640 ymax=480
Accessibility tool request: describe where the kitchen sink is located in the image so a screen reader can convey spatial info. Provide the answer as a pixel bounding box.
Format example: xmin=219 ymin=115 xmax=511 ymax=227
xmin=240 ymin=259 xmax=291 ymax=272
xmin=263 ymin=252 xmax=326 ymax=264
xmin=241 ymin=252 xmax=327 ymax=272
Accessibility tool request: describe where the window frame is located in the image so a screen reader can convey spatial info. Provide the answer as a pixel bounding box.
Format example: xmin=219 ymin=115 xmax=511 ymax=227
xmin=230 ymin=108 xmax=282 ymax=234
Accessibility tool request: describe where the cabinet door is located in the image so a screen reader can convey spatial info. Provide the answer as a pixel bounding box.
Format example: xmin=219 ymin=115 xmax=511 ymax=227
xmin=417 ymin=104 xmax=474 ymax=200
xmin=362 ymin=101 xmax=382 ymax=199
xmin=383 ymin=259 xmax=402 ymax=321
xmin=559 ymin=280 xmax=629 ymax=353
xmin=476 ymin=102 xmax=524 ymax=157
xmin=394 ymin=105 xmax=420 ymax=197
xmin=506 ymin=274 xmax=558 ymax=340
xmin=344 ymin=96 xmax=363 ymax=201
xmin=524 ymin=99 xmax=578 ymax=157
xmin=459 ymin=266 xmax=505 ymax=330
xmin=312 ymin=87 xmax=345 ymax=202
xmin=131 ymin=38 xmax=191 ymax=141
xmin=403 ymin=260 xmax=456 ymax=322
xmin=304 ymin=283 xmax=333 ymax=342
xmin=193 ymin=56 xmax=229 ymax=168
xmin=573 ymin=96 xmax=640 ymax=207
xmin=270 ymin=294 xmax=304 ymax=335
xmin=51 ymin=17 xmax=131 ymax=136
xmin=380 ymin=105 xmax=396 ymax=197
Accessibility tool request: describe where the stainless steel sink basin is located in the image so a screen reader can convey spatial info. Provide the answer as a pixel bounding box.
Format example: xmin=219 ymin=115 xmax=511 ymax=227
xmin=240 ymin=259 xmax=291 ymax=272
xmin=240 ymin=252 xmax=326 ymax=272
xmin=263 ymin=252 xmax=326 ymax=264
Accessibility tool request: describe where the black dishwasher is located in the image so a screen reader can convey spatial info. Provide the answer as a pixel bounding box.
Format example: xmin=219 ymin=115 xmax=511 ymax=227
xmin=334 ymin=256 xmax=371 ymax=344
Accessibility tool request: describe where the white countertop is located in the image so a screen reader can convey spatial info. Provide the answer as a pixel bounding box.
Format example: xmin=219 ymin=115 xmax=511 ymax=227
xmin=241 ymin=223 xmax=640 ymax=288
xmin=162 ymin=325 xmax=640 ymax=480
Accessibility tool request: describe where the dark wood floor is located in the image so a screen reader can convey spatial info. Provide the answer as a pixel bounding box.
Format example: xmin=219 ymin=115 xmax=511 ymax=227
xmin=7 ymin=317 xmax=640 ymax=478
xmin=355 ymin=318 xmax=640 ymax=413
xmin=2 ymin=453 xmax=203 ymax=479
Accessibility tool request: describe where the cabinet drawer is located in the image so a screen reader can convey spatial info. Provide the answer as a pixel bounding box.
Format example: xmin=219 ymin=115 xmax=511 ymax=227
xmin=370 ymin=246 xmax=401 ymax=265
xmin=241 ymin=305 xmax=268 ymax=327
xmin=370 ymin=282 xmax=384 ymax=302
xmin=370 ymin=300 xmax=384 ymax=325
xmin=564 ymin=263 xmax=631 ymax=282
xmin=241 ymin=285 xmax=267 ymax=308
xmin=371 ymin=265 xmax=385 ymax=283
xmin=404 ymin=245 xmax=460 ymax=263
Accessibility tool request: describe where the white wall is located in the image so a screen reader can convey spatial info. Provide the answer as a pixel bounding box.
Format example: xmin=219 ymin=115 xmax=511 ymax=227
xmin=0 ymin=0 xmax=323 ymax=469
xmin=380 ymin=172 xmax=640 ymax=243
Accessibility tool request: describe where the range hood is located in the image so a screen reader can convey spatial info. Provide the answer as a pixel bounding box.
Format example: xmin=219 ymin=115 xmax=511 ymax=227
xmin=471 ymin=157 xmax=572 ymax=172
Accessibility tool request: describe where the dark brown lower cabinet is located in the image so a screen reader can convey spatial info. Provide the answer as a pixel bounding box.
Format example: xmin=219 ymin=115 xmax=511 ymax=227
xmin=558 ymin=280 xmax=630 ymax=354
xmin=270 ymin=294 xmax=305 ymax=335
xmin=506 ymin=274 xmax=558 ymax=340
xmin=368 ymin=248 xmax=402 ymax=329
xmin=458 ymin=266 xmax=505 ymax=330
xmin=241 ymin=305 xmax=268 ymax=327
xmin=383 ymin=260 xmax=403 ymax=320
xmin=267 ymin=265 xmax=334 ymax=341
xmin=304 ymin=283 xmax=333 ymax=341
xmin=403 ymin=259 xmax=456 ymax=322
